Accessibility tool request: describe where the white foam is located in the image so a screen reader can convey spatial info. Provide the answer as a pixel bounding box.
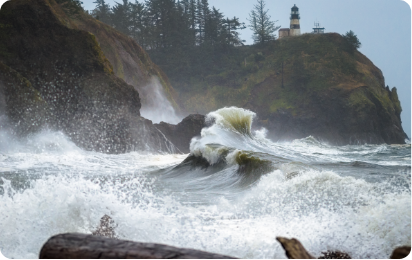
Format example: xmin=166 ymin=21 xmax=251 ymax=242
xmin=1 ymin=165 xmax=409 ymax=259
xmin=139 ymin=77 xmax=181 ymax=124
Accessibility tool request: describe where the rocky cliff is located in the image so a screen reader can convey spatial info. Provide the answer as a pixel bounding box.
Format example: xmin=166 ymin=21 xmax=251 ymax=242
xmin=0 ymin=0 xmax=176 ymax=153
xmin=171 ymin=33 xmax=407 ymax=145
xmin=68 ymin=9 xmax=180 ymax=112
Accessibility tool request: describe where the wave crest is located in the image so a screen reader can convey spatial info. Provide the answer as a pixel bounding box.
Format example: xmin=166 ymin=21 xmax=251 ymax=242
xmin=206 ymin=107 xmax=255 ymax=136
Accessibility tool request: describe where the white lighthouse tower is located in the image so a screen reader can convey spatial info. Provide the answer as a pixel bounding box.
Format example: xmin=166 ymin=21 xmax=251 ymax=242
xmin=290 ymin=4 xmax=301 ymax=36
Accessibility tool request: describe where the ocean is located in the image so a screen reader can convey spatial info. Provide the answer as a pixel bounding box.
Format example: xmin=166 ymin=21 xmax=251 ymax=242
xmin=0 ymin=107 xmax=410 ymax=259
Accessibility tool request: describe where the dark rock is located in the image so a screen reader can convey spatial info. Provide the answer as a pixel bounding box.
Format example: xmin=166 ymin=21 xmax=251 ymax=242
xmin=390 ymin=246 xmax=411 ymax=259
xmin=155 ymin=114 xmax=206 ymax=153
xmin=0 ymin=0 xmax=175 ymax=153
xmin=262 ymin=86 xmax=407 ymax=145
xmin=0 ymin=62 xmax=48 ymax=136
xmin=319 ymin=251 xmax=351 ymax=259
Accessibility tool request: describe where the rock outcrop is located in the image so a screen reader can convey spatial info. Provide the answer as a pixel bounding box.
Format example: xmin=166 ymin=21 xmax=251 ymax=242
xmin=155 ymin=114 xmax=206 ymax=153
xmin=169 ymin=33 xmax=407 ymax=145
xmin=0 ymin=62 xmax=48 ymax=135
xmin=0 ymin=0 xmax=176 ymax=153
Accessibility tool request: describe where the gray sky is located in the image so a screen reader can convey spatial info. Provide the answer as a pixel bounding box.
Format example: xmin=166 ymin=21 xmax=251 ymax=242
xmin=1 ymin=0 xmax=410 ymax=137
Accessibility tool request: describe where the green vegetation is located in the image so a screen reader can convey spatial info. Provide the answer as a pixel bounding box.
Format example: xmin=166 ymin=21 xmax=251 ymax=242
xmin=342 ymin=30 xmax=361 ymax=54
xmin=54 ymin=0 xmax=83 ymax=14
xmin=157 ymin=33 xmax=369 ymax=115
xmin=91 ymin=0 xmax=246 ymax=50
xmin=248 ymin=0 xmax=280 ymax=44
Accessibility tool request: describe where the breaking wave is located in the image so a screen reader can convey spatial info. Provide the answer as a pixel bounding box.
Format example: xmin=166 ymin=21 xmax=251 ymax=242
xmin=0 ymin=106 xmax=410 ymax=259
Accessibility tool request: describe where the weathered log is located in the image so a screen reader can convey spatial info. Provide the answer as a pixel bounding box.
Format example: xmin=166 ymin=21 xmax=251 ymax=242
xmin=276 ymin=237 xmax=315 ymax=259
xmin=39 ymin=233 xmax=236 ymax=259
xmin=390 ymin=246 xmax=411 ymax=259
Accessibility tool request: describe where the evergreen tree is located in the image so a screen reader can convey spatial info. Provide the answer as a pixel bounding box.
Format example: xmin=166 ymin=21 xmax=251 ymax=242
xmin=129 ymin=1 xmax=149 ymax=48
xmin=91 ymin=0 xmax=245 ymax=50
xmin=204 ymin=7 xmax=222 ymax=45
xmin=111 ymin=0 xmax=132 ymax=35
xmin=92 ymin=0 xmax=111 ymax=24
xmin=174 ymin=0 xmax=193 ymax=48
xmin=195 ymin=0 xmax=204 ymax=44
xmin=222 ymin=16 xmax=245 ymax=46
xmin=188 ymin=0 xmax=197 ymax=45
xmin=248 ymin=0 xmax=280 ymax=44
xmin=342 ymin=30 xmax=361 ymax=53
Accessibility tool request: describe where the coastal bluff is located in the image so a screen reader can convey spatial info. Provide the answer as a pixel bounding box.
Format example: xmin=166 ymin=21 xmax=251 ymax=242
xmin=0 ymin=0 xmax=178 ymax=153
xmin=162 ymin=33 xmax=408 ymax=145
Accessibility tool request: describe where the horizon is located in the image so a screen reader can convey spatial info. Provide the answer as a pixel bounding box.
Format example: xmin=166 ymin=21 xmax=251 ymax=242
xmin=83 ymin=0 xmax=412 ymax=137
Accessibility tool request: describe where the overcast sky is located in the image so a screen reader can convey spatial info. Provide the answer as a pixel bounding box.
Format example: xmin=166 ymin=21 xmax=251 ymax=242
xmin=1 ymin=0 xmax=411 ymax=137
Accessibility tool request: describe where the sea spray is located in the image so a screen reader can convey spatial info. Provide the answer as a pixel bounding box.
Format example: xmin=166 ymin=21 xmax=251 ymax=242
xmin=139 ymin=77 xmax=181 ymax=124
xmin=1 ymin=167 xmax=409 ymax=259
xmin=0 ymin=107 xmax=410 ymax=259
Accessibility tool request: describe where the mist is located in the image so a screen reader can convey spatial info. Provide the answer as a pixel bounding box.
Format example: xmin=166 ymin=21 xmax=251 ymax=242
xmin=139 ymin=77 xmax=182 ymax=124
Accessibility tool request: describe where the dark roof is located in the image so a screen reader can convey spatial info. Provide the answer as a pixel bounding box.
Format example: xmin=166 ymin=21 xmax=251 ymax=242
xmin=279 ymin=28 xmax=290 ymax=31
xmin=291 ymin=4 xmax=298 ymax=10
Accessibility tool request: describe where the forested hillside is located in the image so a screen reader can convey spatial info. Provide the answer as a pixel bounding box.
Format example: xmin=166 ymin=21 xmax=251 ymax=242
xmin=90 ymin=0 xmax=249 ymax=95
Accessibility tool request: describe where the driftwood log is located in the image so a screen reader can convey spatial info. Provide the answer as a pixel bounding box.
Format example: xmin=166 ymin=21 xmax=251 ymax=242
xmin=276 ymin=237 xmax=315 ymax=259
xmin=39 ymin=233 xmax=236 ymax=259
xmin=390 ymin=246 xmax=411 ymax=259
xmin=276 ymin=237 xmax=352 ymax=259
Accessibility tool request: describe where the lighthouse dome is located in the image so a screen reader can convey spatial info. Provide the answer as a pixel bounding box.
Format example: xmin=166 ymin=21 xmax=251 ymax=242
xmin=290 ymin=4 xmax=300 ymax=20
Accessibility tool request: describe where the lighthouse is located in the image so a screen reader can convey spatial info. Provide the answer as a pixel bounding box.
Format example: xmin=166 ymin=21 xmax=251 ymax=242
xmin=290 ymin=4 xmax=301 ymax=36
